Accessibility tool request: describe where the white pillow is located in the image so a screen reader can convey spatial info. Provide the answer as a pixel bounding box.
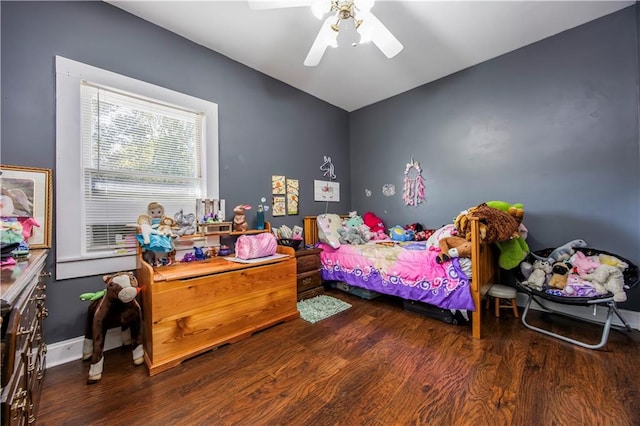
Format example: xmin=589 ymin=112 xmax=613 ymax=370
xmin=317 ymin=214 xmax=342 ymax=249
xmin=426 ymin=224 xmax=457 ymax=248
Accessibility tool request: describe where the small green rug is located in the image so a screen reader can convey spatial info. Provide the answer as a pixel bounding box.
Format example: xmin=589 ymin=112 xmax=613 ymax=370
xmin=297 ymin=295 xmax=352 ymax=324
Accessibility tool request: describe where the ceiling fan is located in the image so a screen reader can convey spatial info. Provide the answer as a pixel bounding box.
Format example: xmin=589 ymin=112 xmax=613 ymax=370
xmin=249 ymin=0 xmax=403 ymax=66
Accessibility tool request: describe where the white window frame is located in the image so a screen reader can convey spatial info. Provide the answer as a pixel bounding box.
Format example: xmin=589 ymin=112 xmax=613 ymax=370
xmin=55 ymin=56 xmax=219 ymax=280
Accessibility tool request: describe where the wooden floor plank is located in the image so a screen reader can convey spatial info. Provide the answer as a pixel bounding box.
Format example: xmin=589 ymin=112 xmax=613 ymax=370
xmin=37 ymin=290 xmax=640 ymax=425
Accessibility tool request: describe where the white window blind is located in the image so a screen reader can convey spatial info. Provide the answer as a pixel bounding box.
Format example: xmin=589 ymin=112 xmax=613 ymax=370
xmin=80 ymin=82 xmax=205 ymax=252
xmin=56 ymin=56 xmax=218 ymax=279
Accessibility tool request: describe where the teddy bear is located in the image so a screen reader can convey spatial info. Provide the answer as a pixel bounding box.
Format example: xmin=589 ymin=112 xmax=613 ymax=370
xmin=435 ymin=236 xmax=471 ymax=264
xmin=233 ymin=204 xmax=252 ymax=232
xmin=548 ymin=261 xmax=572 ymax=290
xmin=582 ymin=264 xmax=627 ymax=302
xmin=522 ymin=260 xmax=553 ymax=291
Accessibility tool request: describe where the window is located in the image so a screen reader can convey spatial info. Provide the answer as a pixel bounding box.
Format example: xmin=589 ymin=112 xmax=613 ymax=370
xmin=56 ymin=56 xmax=218 ymax=279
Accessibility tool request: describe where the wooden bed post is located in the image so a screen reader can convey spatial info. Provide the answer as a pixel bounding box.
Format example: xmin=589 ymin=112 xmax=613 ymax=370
xmin=470 ymin=218 xmax=482 ymax=339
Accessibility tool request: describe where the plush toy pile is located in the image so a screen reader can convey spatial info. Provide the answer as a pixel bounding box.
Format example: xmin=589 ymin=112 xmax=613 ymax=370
xmin=519 ymin=246 xmax=630 ymax=302
xmin=454 ymin=200 xmax=530 ymax=270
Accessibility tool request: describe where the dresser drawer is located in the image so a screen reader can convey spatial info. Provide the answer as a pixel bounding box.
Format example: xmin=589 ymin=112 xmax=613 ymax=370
xmin=296 ymin=254 xmax=320 ymax=274
xmin=297 ymin=271 xmax=321 ymax=293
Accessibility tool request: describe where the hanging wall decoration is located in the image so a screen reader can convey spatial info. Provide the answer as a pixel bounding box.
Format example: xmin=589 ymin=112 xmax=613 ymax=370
xmin=272 ymin=175 xmax=285 ymax=195
xmin=319 ymin=156 xmax=336 ymax=180
xmin=382 ymin=184 xmax=395 ymax=197
xmin=402 ymin=158 xmax=425 ymax=207
xmin=286 ymin=178 xmax=299 ymax=215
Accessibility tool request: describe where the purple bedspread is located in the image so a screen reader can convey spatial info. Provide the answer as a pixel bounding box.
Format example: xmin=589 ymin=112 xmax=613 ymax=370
xmin=318 ymin=242 xmax=475 ymax=311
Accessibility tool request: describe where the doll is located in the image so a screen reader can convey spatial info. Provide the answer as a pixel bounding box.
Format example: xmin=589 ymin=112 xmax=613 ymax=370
xmin=147 ymin=202 xmax=165 ymax=227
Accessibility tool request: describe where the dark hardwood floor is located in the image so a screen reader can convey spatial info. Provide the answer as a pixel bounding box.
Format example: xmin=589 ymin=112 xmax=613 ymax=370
xmin=38 ymin=289 xmax=640 ymax=425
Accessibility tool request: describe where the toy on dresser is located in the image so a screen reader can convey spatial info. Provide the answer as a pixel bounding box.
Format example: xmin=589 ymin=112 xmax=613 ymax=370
xmin=136 ymin=202 xmax=178 ymax=265
xmin=233 ymin=204 xmax=252 ymax=232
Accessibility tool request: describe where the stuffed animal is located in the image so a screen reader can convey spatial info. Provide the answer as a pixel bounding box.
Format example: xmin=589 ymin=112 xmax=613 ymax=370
xmin=157 ymin=216 xmax=178 ymax=238
xmin=583 ymin=264 xmax=627 ymax=302
xmin=344 ymin=211 xmax=364 ymax=228
xmin=389 ymin=225 xmax=413 ymax=242
xmin=533 ymin=239 xmax=588 ymax=264
xmin=233 ymin=204 xmax=252 ymax=232
xmin=571 ymin=251 xmax=601 ymax=276
xmin=174 ymin=209 xmax=196 ymax=236
xmin=435 ymin=236 xmax=472 ymax=264
xmin=363 ymin=211 xmax=388 ymax=240
xmin=455 ymin=203 xmax=520 ymax=243
xmin=598 ymin=254 xmax=629 ymax=271
xmin=486 ymin=200 xmax=524 ymax=223
xmin=338 ymin=227 xmax=368 ymax=245
xmin=81 ymin=272 xmax=144 ymax=384
xmin=548 ymin=261 xmax=572 ymax=290
xmin=522 ymin=260 xmax=553 ymax=290
xmin=483 ymin=201 xmax=530 ymax=270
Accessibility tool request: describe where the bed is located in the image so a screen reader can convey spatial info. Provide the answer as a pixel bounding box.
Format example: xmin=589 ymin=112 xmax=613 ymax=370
xmin=303 ymin=215 xmax=499 ymax=339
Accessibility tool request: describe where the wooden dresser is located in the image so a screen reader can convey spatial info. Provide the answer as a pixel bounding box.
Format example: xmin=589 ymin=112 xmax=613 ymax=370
xmin=1 ymin=250 xmax=49 ymax=426
xmin=295 ymin=247 xmax=323 ymax=300
xmin=136 ymin=245 xmax=298 ymax=376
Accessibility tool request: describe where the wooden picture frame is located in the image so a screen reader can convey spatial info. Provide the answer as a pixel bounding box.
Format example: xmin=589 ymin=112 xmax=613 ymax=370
xmin=1 ymin=165 xmax=53 ymax=249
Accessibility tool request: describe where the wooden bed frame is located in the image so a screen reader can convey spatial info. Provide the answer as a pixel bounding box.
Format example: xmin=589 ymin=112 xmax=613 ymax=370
xmin=303 ymin=215 xmax=498 ymax=339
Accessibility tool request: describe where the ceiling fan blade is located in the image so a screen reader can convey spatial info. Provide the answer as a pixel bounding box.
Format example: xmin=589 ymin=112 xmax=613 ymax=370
xmin=304 ymin=16 xmax=338 ymax=67
xmin=357 ymin=11 xmax=403 ymax=59
xmin=248 ymin=0 xmax=313 ymax=10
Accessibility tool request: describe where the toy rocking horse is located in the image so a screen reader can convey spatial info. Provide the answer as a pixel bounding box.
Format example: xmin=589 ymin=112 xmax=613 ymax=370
xmin=81 ymin=272 xmax=144 ymax=384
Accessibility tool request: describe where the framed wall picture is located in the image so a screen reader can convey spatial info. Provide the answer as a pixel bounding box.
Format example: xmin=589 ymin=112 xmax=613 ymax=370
xmin=313 ymin=180 xmax=340 ymax=202
xmin=0 ymin=165 xmax=53 ymax=249
xmin=272 ymin=196 xmax=286 ymax=216
xmin=271 ymin=175 xmax=285 ymax=195
xmin=286 ymin=178 xmax=299 ymax=215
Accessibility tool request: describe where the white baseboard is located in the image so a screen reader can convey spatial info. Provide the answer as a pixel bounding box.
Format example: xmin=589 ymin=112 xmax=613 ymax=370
xmin=47 ymin=300 xmax=640 ymax=368
xmin=516 ymin=293 xmax=640 ymax=331
xmin=46 ymin=327 xmax=127 ymax=369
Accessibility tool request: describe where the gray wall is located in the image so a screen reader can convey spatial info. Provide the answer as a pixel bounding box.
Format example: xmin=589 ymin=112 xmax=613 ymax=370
xmin=2 ymin=1 xmax=640 ymax=344
xmin=1 ymin=1 xmax=350 ymax=342
xmin=350 ymin=5 xmax=640 ymax=310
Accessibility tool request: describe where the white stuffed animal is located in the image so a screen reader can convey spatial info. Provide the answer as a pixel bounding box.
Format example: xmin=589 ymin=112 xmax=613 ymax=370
xmin=583 ymin=264 xmax=627 ymax=302
xmin=522 ymin=260 xmax=552 ymax=291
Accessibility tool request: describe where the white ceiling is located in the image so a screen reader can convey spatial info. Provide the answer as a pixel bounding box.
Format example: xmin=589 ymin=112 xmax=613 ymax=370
xmin=107 ymin=1 xmax=633 ymax=112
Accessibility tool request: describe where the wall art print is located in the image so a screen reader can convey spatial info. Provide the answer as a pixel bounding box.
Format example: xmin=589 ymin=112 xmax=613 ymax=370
xmin=271 ymin=175 xmax=285 ymax=195
xmin=286 ymin=179 xmax=299 ymax=215
xmin=314 ymin=180 xmax=340 ymax=202
xmin=272 ymin=195 xmax=286 ymax=216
